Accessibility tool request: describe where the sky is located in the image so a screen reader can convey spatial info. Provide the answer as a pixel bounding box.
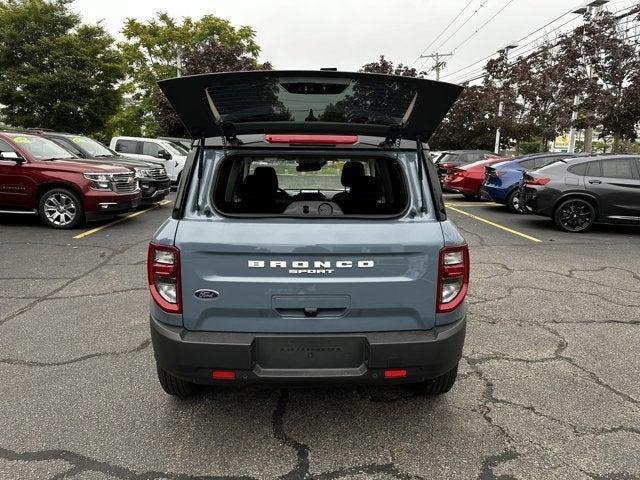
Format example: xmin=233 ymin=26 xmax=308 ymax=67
xmin=70 ymin=0 xmax=637 ymax=84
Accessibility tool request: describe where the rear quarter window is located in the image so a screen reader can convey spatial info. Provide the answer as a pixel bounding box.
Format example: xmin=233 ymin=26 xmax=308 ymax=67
xmin=568 ymin=163 xmax=588 ymax=176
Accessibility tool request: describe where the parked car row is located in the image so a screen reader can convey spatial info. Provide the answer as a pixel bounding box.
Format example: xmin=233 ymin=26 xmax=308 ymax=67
xmin=0 ymin=130 xmax=178 ymax=229
xmin=443 ymin=150 xmax=640 ymax=232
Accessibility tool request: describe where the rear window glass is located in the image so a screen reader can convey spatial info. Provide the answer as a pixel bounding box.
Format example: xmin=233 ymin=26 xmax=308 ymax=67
xmin=213 ymin=155 xmax=408 ymax=217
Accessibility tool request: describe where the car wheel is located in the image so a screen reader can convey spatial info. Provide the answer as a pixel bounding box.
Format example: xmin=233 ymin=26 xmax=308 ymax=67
xmin=411 ymin=364 xmax=458 ymax=396
xmin=553 ymin=198 xmax=596 ymax=233
xmin=156 ymin=365 xmax=202 ymax=397
xmin=506 ymin=190 xmax=526 ymax=214
xmin=38 ymin=188 xmax=84 ymax=229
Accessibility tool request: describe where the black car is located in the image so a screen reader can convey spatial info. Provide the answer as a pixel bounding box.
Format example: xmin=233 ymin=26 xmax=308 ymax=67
xmin=37 ymin=132 xmax=171 ymax=204
xmin=523 ymin=155 xmax=640 ymax=232
xmin=435 ymin=150 xmax=494 ymax=184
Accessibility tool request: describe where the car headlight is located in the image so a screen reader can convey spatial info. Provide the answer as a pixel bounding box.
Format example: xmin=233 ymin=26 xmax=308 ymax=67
xmin=135 ymin=168 xmax=151 ymax=179
xmin=84 ymin=173 xmax=112 ymax=190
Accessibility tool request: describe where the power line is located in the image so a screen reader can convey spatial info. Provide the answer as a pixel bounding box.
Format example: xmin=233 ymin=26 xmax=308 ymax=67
xmin=410 ymin=0 xmax=475 ymax=67
xmin=445 ymin=2 xmax=640 ymax=83
xmin=442 ymin=11 xmax=579 ymax=81
xmin=431 ymin=0 xmax=490 ymax=55
xmin=449 ymin=0 xmax=518 ymax=53
xmin=455 ymin=22 xmax=640 ymax=85
xmin=441 ymin=4 xmax=580 ymax=80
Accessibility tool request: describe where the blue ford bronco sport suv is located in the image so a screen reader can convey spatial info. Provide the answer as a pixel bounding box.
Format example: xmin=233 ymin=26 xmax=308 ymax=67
xmin=148 ymin=71 xmax=468 ymax=397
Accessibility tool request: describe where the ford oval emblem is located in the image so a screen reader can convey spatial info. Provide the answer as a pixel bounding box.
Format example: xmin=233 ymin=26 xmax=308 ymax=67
xmin=194 ymin=289 xmax=220 ymax=300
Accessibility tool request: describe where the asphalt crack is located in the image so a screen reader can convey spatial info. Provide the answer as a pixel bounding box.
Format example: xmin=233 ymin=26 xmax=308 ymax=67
xmin=0 ymin=339 xmax=151 ymax=368
xmin=0 ymin=446 xmax=254 ymax=480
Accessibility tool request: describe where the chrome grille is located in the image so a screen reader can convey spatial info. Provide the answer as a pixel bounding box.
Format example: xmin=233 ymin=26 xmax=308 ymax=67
xmin=112 ymin=173 xmax=138 ymax=193
xmin=147 ymin=168 xmax=167 ymax=179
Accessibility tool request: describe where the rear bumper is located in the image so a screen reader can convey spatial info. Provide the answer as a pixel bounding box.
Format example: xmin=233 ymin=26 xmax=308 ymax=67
xmin=522 ymin=186 xmax=556 ymax=217
xmin=480 ymin=185 xmax=507 ymax=203
xmin=443 ymin=176 xmax=482 ymax=195
xmin=150 ymin=316 xmax=466 ymax=385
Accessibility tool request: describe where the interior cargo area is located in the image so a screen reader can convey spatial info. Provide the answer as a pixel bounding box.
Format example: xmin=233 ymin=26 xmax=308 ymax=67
xmin=212 ymin=154 xmax=409 ymax=217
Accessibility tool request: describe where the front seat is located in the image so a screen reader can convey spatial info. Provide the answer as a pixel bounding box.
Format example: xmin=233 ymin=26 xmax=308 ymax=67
xmin=253 ymin=166 xmax=288 ymax=200
xmin=332 ymin=161 xmax=365 ymax=208
xmin=347 ymin=176 xmax=382 ymax=214
xmin=240 ymin=172 xmax=279 ymax=213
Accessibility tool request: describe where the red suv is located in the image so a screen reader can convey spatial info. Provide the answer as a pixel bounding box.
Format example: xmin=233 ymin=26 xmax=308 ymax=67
xmin=0 ymin=131 xmax=141 ymax=229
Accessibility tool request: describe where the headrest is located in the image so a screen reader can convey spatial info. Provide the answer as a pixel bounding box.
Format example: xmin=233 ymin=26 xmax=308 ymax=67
xmin=350 ymin=176 xmax=381 ymax=203
xmin=242 ymin=174 xmax=277 ymax=199
xmin=340 ymin=161 xmax=365 ymax=187
xmin=254 ymin=166 xmax=279 ymax=189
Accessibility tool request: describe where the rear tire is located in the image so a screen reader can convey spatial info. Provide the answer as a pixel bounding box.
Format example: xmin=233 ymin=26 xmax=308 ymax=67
xmin=506 ymin=189 xmax=526 ymax=214
xmin=156 ymin=365 xmax=201 ymax=397
xmin=411 ymin=364 xmax=458 ymax=396
xmin=553 ymin=198 xmax=595 ymax=233
xmin=38 ymin=188 xmax=84 ymax=229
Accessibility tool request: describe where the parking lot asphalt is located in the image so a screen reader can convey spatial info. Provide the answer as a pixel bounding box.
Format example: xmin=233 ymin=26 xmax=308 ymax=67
xmin=1 ymin=193 xmax=639 ymax=480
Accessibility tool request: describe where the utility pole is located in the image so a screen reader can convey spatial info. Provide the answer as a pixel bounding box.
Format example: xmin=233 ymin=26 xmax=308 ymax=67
xmin=494 ymin=42 xmax=518 ymax=154
xmin=419 ymin=52 xmax=453 ymax=80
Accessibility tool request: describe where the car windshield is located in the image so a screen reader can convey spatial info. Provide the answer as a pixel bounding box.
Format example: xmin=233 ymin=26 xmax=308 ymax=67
xmin=9 ymin=135 xmax=75 ymax=160
xmin=161 ymin=141 xmax=184 ymax=156
xmin=67 ymin=136 xmax=115 ymax=157
xmin=168 ymin=141 xmax=189 ymax=155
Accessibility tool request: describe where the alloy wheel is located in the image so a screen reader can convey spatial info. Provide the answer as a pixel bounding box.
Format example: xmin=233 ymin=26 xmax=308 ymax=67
xmin=43 ymin=193 xmax=77 ymax=227
xmin=557 ymin=200 xmax=593 ymax=232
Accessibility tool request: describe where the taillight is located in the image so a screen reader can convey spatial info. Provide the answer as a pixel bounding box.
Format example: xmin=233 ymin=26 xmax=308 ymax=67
xmin=147 ymin=243 xmax=181 ymax=314
xmin=264 ymin=134 xmax=358 ymax=145
xmin=525 ymin=177 xmax=551 ymax=186
xmin=437 ymin=245 xmax=470 ymax=313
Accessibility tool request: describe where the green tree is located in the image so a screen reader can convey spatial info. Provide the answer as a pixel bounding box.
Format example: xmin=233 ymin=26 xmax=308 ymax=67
xmin=429 ymin=85 xmax=497 ymax=151
xmin=559 ymin=10 xmax=640 ymax=152
xmin=116 ymin=13 xmax=266 ymax=137
xmin=155 ymin=35 xmax=272 ymax=136
xmin=0 ymin=0 xmax=124 ymax=135
xmin=360 ymin=55 xmax=425 ymax=77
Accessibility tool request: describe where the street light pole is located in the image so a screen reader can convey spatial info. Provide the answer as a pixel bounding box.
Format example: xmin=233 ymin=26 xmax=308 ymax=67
xmin=494 ymin=42 xmax=518 ymax=154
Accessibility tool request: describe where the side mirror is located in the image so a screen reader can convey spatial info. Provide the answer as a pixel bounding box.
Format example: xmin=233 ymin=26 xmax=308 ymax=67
xmin=0 ymin=151 xmax=24 ymax=163
xmin=157 ymin=150 xmax=172 ymax=160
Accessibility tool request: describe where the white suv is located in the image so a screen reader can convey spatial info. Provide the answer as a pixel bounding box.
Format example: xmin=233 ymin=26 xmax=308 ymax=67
xmin=109 ymin=136 xmax=187 ymax=185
